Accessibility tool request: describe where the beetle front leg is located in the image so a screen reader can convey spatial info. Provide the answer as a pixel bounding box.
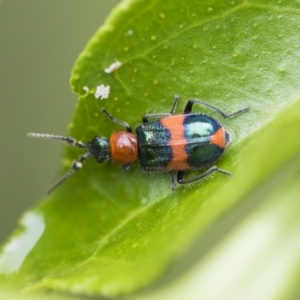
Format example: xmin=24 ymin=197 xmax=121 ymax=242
xmin=177 ymin=166 xmax=231 ymax=185
xmin=101 ymin=108 xmax=132 ymax=132
xmin=122 ymin=163 xmax=131 ymax=171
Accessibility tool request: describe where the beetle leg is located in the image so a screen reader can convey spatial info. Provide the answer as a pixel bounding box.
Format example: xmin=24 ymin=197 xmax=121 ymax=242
xmin=177 ymin=166 xmax=231 ymax=184
xmin=169 ymin=94 xmax=180 ymax=114
xmin=47 ymin=153 xmax=90 ymax=194
xmin=142 ymin=95 xmax=181 ymax=124
xmin=142 ymin=113 xmax=172 ymax=124
xmin=122 ymin=163 xmax=131 ymax=171
xmin=101 ymin=108 xmax=132 ymax=132
xmin=184 ymin=99 xmax=249 ymax=118
xmin=169 ymin=171 xmax=177 ymax=190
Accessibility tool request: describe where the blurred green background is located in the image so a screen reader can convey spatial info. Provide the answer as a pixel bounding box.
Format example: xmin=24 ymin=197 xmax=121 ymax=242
xmin=0 ymin=0 xmax=120 ymax=243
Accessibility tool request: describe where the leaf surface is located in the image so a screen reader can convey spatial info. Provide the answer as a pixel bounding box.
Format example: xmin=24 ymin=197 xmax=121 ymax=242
xmin=1 ymin=0 xmax=300 ymax=297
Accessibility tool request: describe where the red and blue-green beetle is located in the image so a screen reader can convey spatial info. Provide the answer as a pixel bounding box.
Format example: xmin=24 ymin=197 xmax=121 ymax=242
xmin=28 ymin=95 xmax=249 ymax=193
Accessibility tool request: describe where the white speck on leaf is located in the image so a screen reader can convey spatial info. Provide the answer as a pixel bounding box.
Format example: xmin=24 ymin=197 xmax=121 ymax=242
xmin=94 ymin=84 xmax=110 ymax=100
xmin=82 ymin=86 xmax=89 ymax=92
xmin=104 ymin=61 xmax=122 ymax=74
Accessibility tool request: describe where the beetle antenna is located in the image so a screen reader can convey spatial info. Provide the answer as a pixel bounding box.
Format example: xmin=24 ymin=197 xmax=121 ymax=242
xmin=27 ymin=133 xmax=87 ymax=148
xmin=46 ymin=153 xmax=90 ymax=194
xmin=27 ymin=133 xmax=90 ymax=193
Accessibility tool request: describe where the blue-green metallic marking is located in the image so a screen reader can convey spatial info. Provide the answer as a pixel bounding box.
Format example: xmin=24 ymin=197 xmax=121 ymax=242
xmin=136 ymin=121 xmax=172 ymax=171
xmin=184 ymin=114 xmax=225 ymax=168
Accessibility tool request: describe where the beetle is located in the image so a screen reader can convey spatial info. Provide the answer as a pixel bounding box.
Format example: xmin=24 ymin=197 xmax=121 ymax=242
xmin=28 ymin=95 xmax=249 ymax=193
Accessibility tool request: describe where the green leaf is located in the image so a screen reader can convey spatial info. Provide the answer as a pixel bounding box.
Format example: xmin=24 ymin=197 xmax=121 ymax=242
xmin=132 ymin=133 xmax=300 ymax=300
xmin=1 ymin=0 xmax=300 ymax=298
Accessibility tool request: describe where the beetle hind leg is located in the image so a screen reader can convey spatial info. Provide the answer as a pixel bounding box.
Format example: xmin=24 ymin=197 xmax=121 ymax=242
xmin=177 ymin=166 xmax=231 ymax=185
xmin=183 ymin=99 xmax=249 ymax=118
